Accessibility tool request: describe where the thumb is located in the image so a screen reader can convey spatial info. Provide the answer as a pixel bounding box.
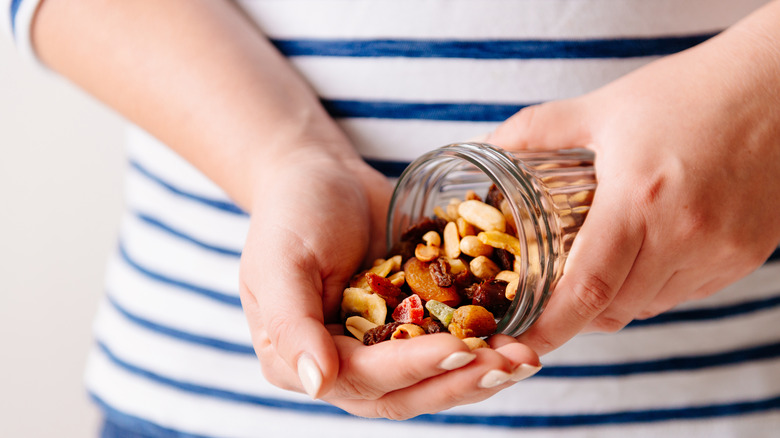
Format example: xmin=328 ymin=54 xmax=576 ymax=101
xmin=485 ymin=99 xmax=591 ymax=151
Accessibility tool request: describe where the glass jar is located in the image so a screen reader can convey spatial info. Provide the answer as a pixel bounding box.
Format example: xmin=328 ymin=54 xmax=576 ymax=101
xmin=387 ymin=143 xmax=596 ymax=337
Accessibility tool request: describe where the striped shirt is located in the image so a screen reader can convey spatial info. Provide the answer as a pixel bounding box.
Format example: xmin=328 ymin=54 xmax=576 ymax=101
xmin=6 ymin=1 xmax=780 ymax=437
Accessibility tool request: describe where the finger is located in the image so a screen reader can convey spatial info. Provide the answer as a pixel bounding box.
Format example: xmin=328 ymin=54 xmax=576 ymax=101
xmin=485 ymin=99 xmax=591 ymax=151
xmin=517 ymin=185 xmax=644 ymax=355
xmin=242 ymin=229 xmax=340 ymax=399
xmin=331 ymin=342 xmax=538 ymax=420
xmin=328 ymin=333 xmax=478 ymax=400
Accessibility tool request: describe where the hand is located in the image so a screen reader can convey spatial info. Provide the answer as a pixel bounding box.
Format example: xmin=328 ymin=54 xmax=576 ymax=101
xmin=485 ymin=20 xmax=780 ymax=355
xmin=238 ymin=148 xmax=540 ymax=418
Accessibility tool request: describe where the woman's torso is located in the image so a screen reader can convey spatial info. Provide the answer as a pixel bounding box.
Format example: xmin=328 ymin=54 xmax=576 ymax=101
xmin=89 ymin=1 xmax=780 ymax=436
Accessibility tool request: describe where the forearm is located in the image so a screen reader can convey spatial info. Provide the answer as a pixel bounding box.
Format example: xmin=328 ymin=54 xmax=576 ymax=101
xmin=32 ymin=0 xmax=355 ymax=211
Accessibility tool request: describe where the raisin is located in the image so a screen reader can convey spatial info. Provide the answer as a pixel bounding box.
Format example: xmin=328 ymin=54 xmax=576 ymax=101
xmin=363 ymin=322 xmax=404 ymax=346
xmin=420 ymin=317 xmax=446 ymax=334
xmin=399 ymin=217 xmax=448 ymax=244
xmin=494 ymin=248 xmax=515 ymax=271
xmin=485 ymin=184 xmax=505 ymax=209
xmin=429 ymin=257 xmax=454 ymax=288
xmin=470 ymin=279 xmax=511 ymax=318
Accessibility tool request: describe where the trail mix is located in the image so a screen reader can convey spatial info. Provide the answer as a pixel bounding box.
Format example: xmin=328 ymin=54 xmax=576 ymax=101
xmin=341 ymin=185 xmax=522 ymax=350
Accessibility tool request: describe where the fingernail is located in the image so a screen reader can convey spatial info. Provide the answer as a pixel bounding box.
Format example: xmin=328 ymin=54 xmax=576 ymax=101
xmin=478 ymin=369 xmax=512 ymax=388
xmin=511 ymin=363 xmax=542 ymax=381
xmin=438 ymin=351 xmax=477 ymax=370
xmin=297 ymin=354 xmax=323 ymax=399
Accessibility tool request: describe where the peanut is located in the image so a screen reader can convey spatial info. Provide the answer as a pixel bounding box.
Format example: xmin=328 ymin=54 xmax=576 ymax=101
xmin=391 ymin=324 xmax=426 ymax=340
xmin=443 ymin=221 xmax=461 ymax=259
xmin=458 ymin=200 xmax=506 ymax=232
xmin=460 ymin=235 xmax=494 ymax=258
xmin=345 ymin=316 xmax=378 ymax=341
xmin=470 ymin=255 xmax=501 ymax=280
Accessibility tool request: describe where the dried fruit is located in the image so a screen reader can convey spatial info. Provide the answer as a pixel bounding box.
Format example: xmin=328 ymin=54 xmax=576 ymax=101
xmin=341 ymin=287 xmax=387 ymax=326
xmin=404 ymin=257 xmax=460 ymax=307
xmin=448 ymin=305 xmax=497 ymax=339
xmin=425 ymin=299 xmax=455 ymax=327
xmin=363 ymin=322 xmax=403 ymax=346
xmin=420 ymin=317 xmax=446 ymax=334
xmin=366 ymin=273 xmax=407 ymax=308
xmin=392 ymin=295 xmax=425 ymax=325
xmin=429 ymin=257 xmax=454 ymax=288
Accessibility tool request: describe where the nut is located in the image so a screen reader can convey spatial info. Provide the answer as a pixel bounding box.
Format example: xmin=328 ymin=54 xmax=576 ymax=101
xmin=345 ymin=316 xmax=378 ymax=341
xmin=456 ymin=217 xmax=476 ymax=237
xmin=443 ymin=221 xmax=461 ymax=259
xmin=434 ymin=205 xmax=454 ymax=222
xmin=415 ymin=243 xmax=440 ymax=262
xmin=462 ymin=337 xmax=490 ymax=350
xmin=459 ymin=235 xmax=494 ymax=258
xmin=496 ymin=270 xmax=520 ymax=300
xmin=391 ymin=324 xmax=426 ymax=340
xmin=478 ymin=230 xmax=522 ymax=257
xmin=341 ymin=287 xmax=388 ymax=326
xmin=470 ymin=255 xmax=501 ymax=280
xmin=457 ymin=200 xmax=506 ymax=233
xmin=422 ymin=230 xmax=441 ymax=247
xmin=387 ymin=271 xmax=405 ymax=287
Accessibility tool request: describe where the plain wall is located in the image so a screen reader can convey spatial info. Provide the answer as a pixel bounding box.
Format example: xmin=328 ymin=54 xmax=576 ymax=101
xmin=0 ymin=34 xmax=125 ymax=437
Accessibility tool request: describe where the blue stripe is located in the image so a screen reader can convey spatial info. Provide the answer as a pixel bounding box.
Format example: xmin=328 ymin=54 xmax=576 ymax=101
xmin=94 ymin=394 xmax=216 ymax=438
xmin=364 ymin=158 xmax=411 ymax=178
xmin=9 ymin=0 xmax=23 ymax=34
xmin=271 ymin=34 xmax=717 ymax=60
xmin=118 ymin=242 xmax=242 ymax=307
xmin=107 ymin=294 xmax=254 ymax=355
xmin=129 ymin=160 xmax=247 ymax=216
xmin=135 ymin=211 xmax=243 ymax=258
xmin=95 ymin=339 xmax=780 ymax=428
xmin=768 ymin=247 xmax=780 ymax=263
xmin=538 ymin=341 xmax=780 ymax=378
xmin=323 ymin=98 xmax=528 ymax=121
xmin=629 ymin=294 xmax=780 ymax=328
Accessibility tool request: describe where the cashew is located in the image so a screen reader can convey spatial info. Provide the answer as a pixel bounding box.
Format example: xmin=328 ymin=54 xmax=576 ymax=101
xmin=443 ymin=221 xmax=461 ymax=259
xmin=460 ymin=235 xmax=494 ymax=258
xmin=341 ymin=287 xmax=387 ymax=326
xmin=415 ymin=243 xmax=440 ymax=262
xmin=470 ymin=255 xmax=501 ymax=280
xmin=345 ymin=316 xmax=378 ymax=341
xmin=387 ymin=271 xmax=406 ymax=287
xmin=391 ymin=324 xmax=426 ymax=340
xmin=496 ymin=270 xmax=520 ymax=300
xmin=457 ymin=200 xmax=506 ymax=232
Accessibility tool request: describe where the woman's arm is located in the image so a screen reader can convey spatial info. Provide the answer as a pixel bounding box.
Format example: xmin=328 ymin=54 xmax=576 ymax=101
xmin=486 ymin=0 xmax=780 ymax=354
xmin=32 ymin=0 xmax=539 ymax=418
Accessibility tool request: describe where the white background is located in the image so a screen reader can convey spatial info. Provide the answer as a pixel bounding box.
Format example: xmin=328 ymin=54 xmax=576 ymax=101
xmin=0 ymin=35 xmax=125 ymax=436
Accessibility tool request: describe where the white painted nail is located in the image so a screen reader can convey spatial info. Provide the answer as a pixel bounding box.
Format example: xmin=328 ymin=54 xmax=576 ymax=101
xmin=438 ymin=352 xmax=477 ymax=370
xmin=297 ymin=354 xmax=323 ymax=399
xmin=511 ymin=363 xmax=542 ymax=381
xmin=478 ymin=369 xmax=512 ymax=388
